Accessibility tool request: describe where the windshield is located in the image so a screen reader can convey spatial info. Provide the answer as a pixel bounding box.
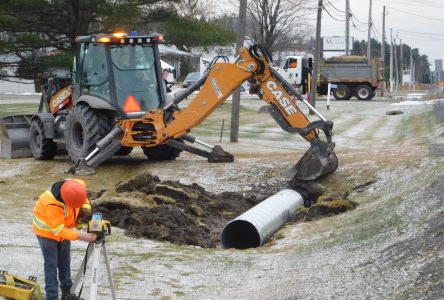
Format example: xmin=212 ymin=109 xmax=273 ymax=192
xmin=185 ymin=72 xmax=200 ymax=81
xmin=110 ymin=45 xmax=162 ymax=112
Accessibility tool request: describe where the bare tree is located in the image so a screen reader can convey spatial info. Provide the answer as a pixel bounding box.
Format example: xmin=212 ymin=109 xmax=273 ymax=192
xmin=272 ymin=25 xmax=314 ymax=62
xmin=246 ymin=0 xmax=314 ymax=54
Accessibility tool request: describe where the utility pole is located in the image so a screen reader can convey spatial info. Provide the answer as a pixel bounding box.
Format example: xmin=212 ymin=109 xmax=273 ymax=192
xmin=345 ymin=0 xmax=350 ymax=55
xmin=409 ymin=48 xmax=414 ymax=90
xmin=394 ymin=37 xmax=398 ymax=91
xmin=367 ymin=0 xmax=373 ymax=59
xmin=400 ymin=39 xmax=403 ymax=89
xmin=230 ymin=0 xmax=247 ymax=142
xmin=390 ymin=28 xmax=393 ymax=92
xmin=381 ymin=5 xmax=386 ymax=96
xmin=310 ymin=0 xmax=323 ymax=112
xmin=412 ymin=50 xmax=416 ymax=89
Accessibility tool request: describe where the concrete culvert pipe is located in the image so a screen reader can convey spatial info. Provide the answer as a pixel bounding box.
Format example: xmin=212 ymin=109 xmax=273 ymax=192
xmin=221 ymin=189 xmax=304 ymax=249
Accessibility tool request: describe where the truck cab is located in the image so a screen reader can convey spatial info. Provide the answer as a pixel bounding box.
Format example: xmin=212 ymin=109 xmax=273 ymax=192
xmin=277 ymin=54 xmax=313 ymax=92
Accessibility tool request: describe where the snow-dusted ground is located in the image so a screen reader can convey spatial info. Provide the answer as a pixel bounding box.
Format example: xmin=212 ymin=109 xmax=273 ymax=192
xmin=0 ymin=95 xmax=443 ymax=299
xmin=0 ymin=79 xmax=36 ymax=94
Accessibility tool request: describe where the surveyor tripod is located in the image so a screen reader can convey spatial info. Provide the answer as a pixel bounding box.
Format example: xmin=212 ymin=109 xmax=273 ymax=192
xmin=71 ymin=227 xmax=116 ymax=299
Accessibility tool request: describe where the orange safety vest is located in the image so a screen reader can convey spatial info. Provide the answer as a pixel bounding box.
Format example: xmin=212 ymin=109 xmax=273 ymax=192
xmin=33 ymin=185 xmax=91 ymax=242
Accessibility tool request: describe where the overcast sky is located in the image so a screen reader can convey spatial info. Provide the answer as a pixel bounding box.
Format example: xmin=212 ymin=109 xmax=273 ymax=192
xmin=315 ymin=0 xmax=444 ymax=70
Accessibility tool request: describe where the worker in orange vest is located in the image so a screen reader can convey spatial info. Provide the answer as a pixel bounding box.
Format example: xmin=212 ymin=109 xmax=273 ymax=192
xmin=33 ymin=179 xmax=97 ymax=300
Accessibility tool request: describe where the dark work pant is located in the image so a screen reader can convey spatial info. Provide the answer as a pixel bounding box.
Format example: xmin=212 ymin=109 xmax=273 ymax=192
xmin=37 ymin=236 xmax=72 ymax=300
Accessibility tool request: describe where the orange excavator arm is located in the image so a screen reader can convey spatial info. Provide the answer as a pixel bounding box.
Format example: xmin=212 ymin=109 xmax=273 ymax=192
xmin=164 ymin=48 xmax=257 ymax=139
xmin=160 ymin=45 xmax=338 ymax=180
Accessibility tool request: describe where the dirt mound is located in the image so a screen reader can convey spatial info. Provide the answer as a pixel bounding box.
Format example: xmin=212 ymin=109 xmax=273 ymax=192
xmin=288 ymin=180 xmax=358 ymax=222
xmin=294 ymin=197 xmax=357 ymax=222
xmin=90 ymin=172 xmax=357 ymax=248
xmin=93 ymin=172 xmax=260 ymax=248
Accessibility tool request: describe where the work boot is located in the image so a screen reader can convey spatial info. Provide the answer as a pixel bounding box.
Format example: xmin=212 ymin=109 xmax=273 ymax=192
xmin=61 ymin=292 xmax=83 ymax=300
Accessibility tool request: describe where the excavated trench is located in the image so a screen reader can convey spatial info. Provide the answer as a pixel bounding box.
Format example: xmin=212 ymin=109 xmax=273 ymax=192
xmin=88 ymin=172 xmax=357 ymax=248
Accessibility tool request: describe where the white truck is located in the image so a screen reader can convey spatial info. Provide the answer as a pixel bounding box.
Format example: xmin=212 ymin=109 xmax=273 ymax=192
xmin=277 ymin=53 xmax=313 ymax=95
xmin=278 ymin=54 xmax=382 ymax=100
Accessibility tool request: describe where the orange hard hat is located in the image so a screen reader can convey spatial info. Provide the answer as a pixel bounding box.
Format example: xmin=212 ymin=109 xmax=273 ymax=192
xmin=73 ymin=179 xmax=86 ymax=189
xmin=61 ymin=179 xmax=87 ymax=208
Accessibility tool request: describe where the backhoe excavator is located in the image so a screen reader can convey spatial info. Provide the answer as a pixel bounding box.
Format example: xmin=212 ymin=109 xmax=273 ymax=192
xmin=0 ymin=32 xmax=337 ymax=180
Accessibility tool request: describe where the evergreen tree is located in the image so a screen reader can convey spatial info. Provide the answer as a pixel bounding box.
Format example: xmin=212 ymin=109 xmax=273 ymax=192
xmin=0 ymin=0 xmax=235 ymax=80
xmin=164 ymin=15 xmax=235 ymax=51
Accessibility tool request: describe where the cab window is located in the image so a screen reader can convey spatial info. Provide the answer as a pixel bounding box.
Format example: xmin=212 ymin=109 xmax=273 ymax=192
xmin=288 ymin=58 xmax=298 ymax=69
xmin=82 ymin=43 xmax=111 ymax=101
xmin=73 ymin=43 xmax=84 ymax=85
xmin=281 ymin=59 xmax=289 ymax=69
xmin=110 ymin=44 xmax=162 ymax=112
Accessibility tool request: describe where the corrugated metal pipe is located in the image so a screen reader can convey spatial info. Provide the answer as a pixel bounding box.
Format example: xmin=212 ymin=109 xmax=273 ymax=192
xmin=220 ymin=189 xmax=304 ymax=249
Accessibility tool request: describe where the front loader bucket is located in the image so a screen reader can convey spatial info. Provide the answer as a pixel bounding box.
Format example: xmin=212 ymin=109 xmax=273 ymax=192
xmin=284 ymin=140 xmax=338 ymax=181
xmin=0 ymin=115 xmax=33 ymax=158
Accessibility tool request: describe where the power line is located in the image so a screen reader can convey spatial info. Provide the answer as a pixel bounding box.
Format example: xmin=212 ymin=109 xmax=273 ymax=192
xmin=415 ymin=0 xmax=444 ymax=5
xmin=397 ymin=29 xmax=444 ymax=38
xmin=371 ymin=26 xmax=380 ymax=42
xmin=371 ymin=19 xmax=381 ymax=35
xmin=324 ymin=2 xmax=346 ymax=18
xmin=323 ymin=7 xmax=345 ymax=22
xmin=398 ymin=32 xmax=444 ymax=42
xmin=376 ymin=0 xmax=444 ymax=9
xmin=351 ymin=19 xmax=367 ymax=32
xmin=350 ymin=18 xmax=368 ymax=32
xmin=350 ymin=12 xmax=368 ymax=26
xmin=387 ymin=6 xmax=444 ymax=23
xmin=324 ymin=0 xmax=345 ymax=13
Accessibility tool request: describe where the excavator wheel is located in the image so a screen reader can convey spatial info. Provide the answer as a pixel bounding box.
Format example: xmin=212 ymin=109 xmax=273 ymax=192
xmin=65 ymin=104 xmax=111 ymax=162
xmin=29 ymin=118 xmax=57 ymax=160
xmin=142 ymin=141 xmax=182 ymax=161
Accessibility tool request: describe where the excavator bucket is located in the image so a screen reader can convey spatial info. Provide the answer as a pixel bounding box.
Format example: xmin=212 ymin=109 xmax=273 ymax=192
xmin=0 ymin=115 xmax=33 ymax=159
xmin=284 ymin=139 xmax=338 ymax=181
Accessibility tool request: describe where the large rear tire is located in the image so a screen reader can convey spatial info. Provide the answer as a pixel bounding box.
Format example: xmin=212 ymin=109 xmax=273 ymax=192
xmin=142 ymin=143 xmax=182 ymax=161
xmin=29 ymin=118 xmax=57 ymax=160
xmin=65 ymin=104 xmax=111 ymax=162
xmin=332 ymin=84 xmax=351 ymax=100
xmin=355 ymin=84 xmax=373 ymax=100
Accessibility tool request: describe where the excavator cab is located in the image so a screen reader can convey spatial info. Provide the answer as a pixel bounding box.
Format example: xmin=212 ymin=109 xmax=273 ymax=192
xmin=73 ymin=33 xmax=166 ymax=116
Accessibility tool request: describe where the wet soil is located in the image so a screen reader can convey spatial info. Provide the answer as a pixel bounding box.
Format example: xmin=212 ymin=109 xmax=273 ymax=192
xmin=288 ymin=180 xmax=360 ymax=222
xmin=89 ymin=172 xmax=356 ymax=248
xmin=92 ymin=172 xmax=262 ymax=248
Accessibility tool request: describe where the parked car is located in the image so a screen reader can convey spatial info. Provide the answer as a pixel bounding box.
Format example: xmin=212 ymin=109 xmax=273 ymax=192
xmin=182 ymin=72 xmax=200 ymax=88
